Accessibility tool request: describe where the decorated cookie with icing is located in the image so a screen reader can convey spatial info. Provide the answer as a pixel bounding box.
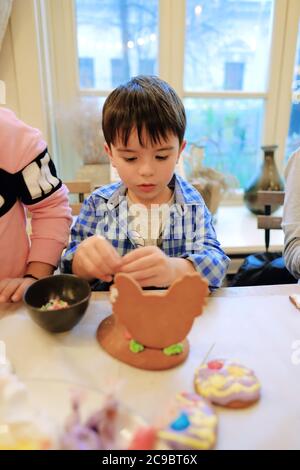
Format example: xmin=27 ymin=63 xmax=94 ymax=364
xmin=158 ymin=392 xmax=217 ymax=450
xmin=194 ymin=359 xmax=261 ymax=408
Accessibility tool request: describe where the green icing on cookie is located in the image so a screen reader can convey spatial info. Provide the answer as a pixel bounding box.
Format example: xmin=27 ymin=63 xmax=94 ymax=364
xmin=129 ymin=340 xmax=144 ymax=353
xmin=163 ymin=343 xmax=184 ymax=356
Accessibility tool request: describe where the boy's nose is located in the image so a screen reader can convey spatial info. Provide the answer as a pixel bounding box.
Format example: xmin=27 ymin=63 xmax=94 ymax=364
xmin=139 ymin=163 xmax=154 ymax=177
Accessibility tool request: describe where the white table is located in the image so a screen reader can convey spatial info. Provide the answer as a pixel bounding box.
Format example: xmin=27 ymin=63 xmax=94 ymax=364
xmin=1 ymin=285 xmax=300 ymax=450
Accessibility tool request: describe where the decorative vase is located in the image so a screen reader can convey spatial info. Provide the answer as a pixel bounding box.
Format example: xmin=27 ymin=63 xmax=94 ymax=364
xmin=244 ymin=145 xmax=284 ymax=215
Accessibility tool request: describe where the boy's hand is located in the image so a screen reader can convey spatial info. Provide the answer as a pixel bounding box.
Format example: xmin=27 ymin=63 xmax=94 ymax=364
xmin=72 ymin=235 xmax=122 ymax=282
xmin=120 ymin=246 xmax=176 ymax=287
xmin=0 ymin=278 xmax=36 ymax=303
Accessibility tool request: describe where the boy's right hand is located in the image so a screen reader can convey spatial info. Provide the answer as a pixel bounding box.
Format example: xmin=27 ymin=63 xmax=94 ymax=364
xmin=72 ymin=235 xmax=122 ymax=282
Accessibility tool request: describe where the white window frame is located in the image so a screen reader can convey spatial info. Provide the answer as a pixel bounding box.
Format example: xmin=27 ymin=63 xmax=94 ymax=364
xmin=36 ymin=0 xmax=300 ymax=202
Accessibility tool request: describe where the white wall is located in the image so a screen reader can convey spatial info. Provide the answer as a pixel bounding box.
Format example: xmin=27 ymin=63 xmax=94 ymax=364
xmin=0 ymin=0 xmax=47 ymax=138
xmin=0 ymin=20 xmax=19 ymax=113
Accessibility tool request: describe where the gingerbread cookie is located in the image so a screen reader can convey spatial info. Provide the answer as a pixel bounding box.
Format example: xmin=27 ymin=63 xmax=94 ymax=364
xmin=194 ymin=359 xmax=261 ymax=408
xmin=97 ymin=273 xmax=209 ymax=370
xmin=158 ymin=392 xmax=217 ymax=450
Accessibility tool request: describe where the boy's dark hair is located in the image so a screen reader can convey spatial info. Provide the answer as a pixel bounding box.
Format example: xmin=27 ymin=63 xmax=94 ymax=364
xmin=102 ymin=75 xmax=186 ymax=147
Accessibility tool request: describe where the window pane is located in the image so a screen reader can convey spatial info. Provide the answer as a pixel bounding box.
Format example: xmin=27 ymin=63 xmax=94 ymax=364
xmin=286 ymin=20 xmax=300 ymax=159
xmin=75 ymin=0 xmax=159 ymax=90
xmin=184 ymin=98 xmax=264 ymax=188
xmin=56 ymin=96 xmax=110 ymax=182
xmin=184 ymin=0 xmax=274 ymax=92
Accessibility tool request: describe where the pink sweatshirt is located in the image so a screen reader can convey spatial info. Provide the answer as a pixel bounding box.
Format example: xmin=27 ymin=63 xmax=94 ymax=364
xmin=0 ymin=107 xmax=72 ymax=279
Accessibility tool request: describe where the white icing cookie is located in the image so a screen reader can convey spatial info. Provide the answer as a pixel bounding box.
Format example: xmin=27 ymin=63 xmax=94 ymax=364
xmin=194 ymin=359 xmax=261 ymax=408
xmin=158 ymin=392 xmax=217 ymax=450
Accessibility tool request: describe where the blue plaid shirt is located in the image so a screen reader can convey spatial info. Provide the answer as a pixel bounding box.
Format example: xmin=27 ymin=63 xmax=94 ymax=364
xmin=61 ymin=174 xmax=229 ymax=290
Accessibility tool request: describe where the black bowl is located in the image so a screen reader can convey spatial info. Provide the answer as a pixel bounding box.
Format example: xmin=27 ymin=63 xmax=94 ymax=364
xmin=23 ymin=274 xmax=91 ymax=333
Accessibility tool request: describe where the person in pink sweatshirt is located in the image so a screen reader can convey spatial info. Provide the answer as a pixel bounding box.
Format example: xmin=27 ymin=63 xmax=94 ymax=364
xmin=0 ymin=107 xmax=72 ymax=303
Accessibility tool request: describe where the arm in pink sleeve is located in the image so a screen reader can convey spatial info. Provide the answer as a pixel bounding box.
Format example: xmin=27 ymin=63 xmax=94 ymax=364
xmin=26 ymin=184 xmax=72 ymax=267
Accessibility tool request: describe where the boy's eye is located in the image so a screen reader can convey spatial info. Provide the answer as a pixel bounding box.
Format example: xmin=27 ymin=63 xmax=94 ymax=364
xmin=124 ymin=157 xmax=137 ymax=162
xmin=156 ymin=155 xmax=169 ymax=160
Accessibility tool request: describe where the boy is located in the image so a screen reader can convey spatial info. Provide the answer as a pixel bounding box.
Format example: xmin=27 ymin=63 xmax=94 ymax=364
xmin=0 ymin=107 xmax=72 ymax=302
xmin=61 ymin=76 xmax=229 ymax=290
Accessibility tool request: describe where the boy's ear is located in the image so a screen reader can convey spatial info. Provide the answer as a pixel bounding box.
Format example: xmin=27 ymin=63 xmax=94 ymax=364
xmin=180 ymin=140 xmax=187 ymax=154
xmin=104 ymin=142 xmax=112 ymax=156
xmin=104 ymin=142 xmax=115 ymax=167
xmin=176 ymin=140 xmax=186 ymax=164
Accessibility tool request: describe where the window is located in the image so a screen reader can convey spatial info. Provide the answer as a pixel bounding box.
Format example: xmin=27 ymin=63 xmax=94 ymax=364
xmin=184 ymin=0 xmax=273 ymax=93
xmin=184 ymin=98 xmax=264 ymax=187
xmin=183 ymin=0 xmax=274 ymax=188
xmin=43 ymin=0 xmax=300 ymax=195
xmin=224 ymin=63 xmax=245 ymax=91
xmin=79 ymin=57 xmax=95 ymax=88
xmin=75 ymin=0 xmax=159 ymax=90
xmin=286 ymin=19 xmax=300 ymax=159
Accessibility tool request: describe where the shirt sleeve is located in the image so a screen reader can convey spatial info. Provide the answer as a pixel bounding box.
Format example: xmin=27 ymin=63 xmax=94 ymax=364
xmin=180 ymin=204 xmax=230 ymax=290
xmin=60 ymin=195 xmax=114 ymax=291
xmin=16 ymin=149 xmax=72 ymax=268
xmin=60 ymin=195 xmax=98 ymax=273
xmin=283 ymin=148 xmax=300 ymax=279
xmin=17 ymin=149 xmax=62 ymax=205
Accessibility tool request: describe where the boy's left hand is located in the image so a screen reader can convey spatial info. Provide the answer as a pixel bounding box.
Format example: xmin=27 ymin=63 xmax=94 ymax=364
xmin=0 ymin=278 xmax=36 ymax=303
xmin=120 ymin=246 xmax=176 ymax=287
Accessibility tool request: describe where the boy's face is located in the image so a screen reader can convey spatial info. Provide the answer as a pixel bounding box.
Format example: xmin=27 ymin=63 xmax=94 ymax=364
xmin=105 ymin=129 xmax=186 ymax=206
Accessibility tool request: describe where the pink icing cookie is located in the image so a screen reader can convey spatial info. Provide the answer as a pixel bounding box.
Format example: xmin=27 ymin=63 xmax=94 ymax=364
xmin=158 ymin=392 xmax=217 ymax=450
xmin=194 ymin=359 xmax=261 ymax=408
